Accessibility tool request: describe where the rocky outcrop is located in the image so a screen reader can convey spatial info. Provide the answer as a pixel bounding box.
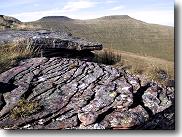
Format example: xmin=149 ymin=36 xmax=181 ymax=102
xmin=0 ymin=30 xmax=102 ymax=52
xmin=0 ymin=15 xmax=21 ymax=30
xmin=0 ymin=57 xmax=174 ymax=129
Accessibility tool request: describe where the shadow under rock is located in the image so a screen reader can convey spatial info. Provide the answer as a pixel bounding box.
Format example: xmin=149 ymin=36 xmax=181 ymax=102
xmin=42 ymin=49 xmax=95 ymax=61
xmin=0 ymin=82 xmax=18 ymax=94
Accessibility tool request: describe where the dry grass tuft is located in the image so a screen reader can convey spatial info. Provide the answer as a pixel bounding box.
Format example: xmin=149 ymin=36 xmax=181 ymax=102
xmin=145 ymin=64 xmax=173 ymax=84
xmin=0 ymin=39 xmax=34 ymax=73
xmin=14 ymin=23 xmax=41 ymax=30
xmin=10 ymin=99 xmax=42 ymax=119
xmin=68 ymin=63 xmax=79 ymax=69
xmin=111 ymin=49 xmax=174 ymax=85
xmin=93 ymin=49 xmax=121 ymax=65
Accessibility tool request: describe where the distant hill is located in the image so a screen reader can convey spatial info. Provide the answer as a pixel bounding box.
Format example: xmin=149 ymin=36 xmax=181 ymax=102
xmin=38 ymin=16 xmax=73 ymax=22
xmin=29 ymin=15 xmax=174 ymax=61
xmin=0 ymin=15 xmax=21 ymax=30
xmin=96 ymin=15 xmax=136 ymax=20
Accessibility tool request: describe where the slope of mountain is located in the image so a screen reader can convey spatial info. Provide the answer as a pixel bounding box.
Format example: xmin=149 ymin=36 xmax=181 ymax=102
xmin=0 ymin=15 xmax=21 ymax=30
xmin=29 ymin=15 xmax=174 ymax=61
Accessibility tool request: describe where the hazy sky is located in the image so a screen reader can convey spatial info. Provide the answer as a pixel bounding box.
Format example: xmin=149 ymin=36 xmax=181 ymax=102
xmin=0 ymin=0 xmax=174 ymax=26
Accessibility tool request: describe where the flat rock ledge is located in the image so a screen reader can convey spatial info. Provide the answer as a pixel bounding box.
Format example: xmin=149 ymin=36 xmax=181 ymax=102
xmin=0 ymin=57 xmax=174 ymax=129
xmin=0 ymin=30 xmax=102 ymax=51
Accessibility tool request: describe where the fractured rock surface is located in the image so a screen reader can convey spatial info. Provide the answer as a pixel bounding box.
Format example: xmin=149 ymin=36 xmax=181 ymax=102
xmin=0 ymin=57 xmax=174 ymax=129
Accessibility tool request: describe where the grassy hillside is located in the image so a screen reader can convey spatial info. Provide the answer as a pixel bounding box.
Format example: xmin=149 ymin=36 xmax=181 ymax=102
xmin=39 ymin=16 xmax=73 ymax=22
xmin=28 ymin=15 xmax=174 ymax=61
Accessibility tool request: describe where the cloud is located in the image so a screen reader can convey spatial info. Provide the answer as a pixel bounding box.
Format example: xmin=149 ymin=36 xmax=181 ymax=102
xmin=106 ymin=0 xmax=117 ymax=4
xmin=0 ymin=0 xmax=37 ymax=8
xmin=106 ymin=8 xmax=174 ymax=26
xmin=11 ymin=9 xmax=63 ymax=21
xmin=10 ymin=0 xmax=98 ymax=21
xmin=109 ymin=5 xmax=125 ymax=11
xmin=128 ymin=10 xmax=174 ymax=26
xmin=33 ymin=3 xmax=39 ymax=7
xmin=63 ymin=0 xmax=97 ymax=12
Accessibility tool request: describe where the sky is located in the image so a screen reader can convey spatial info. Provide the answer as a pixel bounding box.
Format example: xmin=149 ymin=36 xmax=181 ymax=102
xmin=0 ymin=0 xmax=174 ymax=26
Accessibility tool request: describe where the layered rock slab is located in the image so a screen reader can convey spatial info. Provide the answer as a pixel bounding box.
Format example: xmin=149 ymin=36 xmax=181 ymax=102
xmin=0 ymin=30 xmax=102 ymax=51
xmin=0 ymin=57 xmax=174 ymax=129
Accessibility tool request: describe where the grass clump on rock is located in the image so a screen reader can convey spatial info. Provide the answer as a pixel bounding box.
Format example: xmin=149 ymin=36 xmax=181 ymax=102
xmin=93 ymin=49 xmax=121 ymax=65
xmin=0 ymin=39 xmax=33 ymax=73
xmin=145 ymin=65 xmax=172 ymax=85
xmin=10 ymin=99 xmax=42 ymax=119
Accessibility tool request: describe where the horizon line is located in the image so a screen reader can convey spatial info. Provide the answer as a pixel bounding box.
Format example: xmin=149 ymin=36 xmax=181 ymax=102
xmin=4 ymin=14 xmax=174 ymax=27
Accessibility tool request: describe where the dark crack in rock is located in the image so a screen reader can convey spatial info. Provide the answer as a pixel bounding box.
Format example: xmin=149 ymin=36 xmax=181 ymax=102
xmin=0 ymin=57 xmax=174 ymax=129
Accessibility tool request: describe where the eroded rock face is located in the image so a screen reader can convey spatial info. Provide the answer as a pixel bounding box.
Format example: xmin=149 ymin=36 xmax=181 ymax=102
xmin=0 ymin=57 xmax=174 ymax=129
xmin=0 ymin=15 xmax=21 ymax=30
xmin=0 ymin=30 xmax=102 ymax=51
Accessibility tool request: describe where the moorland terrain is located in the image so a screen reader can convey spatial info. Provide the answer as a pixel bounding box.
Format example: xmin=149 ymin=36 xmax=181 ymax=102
xmin=0 ymin=15 xmax=174 ymax=129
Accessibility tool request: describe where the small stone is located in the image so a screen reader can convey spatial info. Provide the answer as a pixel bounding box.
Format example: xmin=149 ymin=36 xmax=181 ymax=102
xmin=38 ymin=119 xmax=45 ymax=125
xmin=109 ymin=105 xmax=149 ymax=128
xmin=23 ymin=124 xmax=31 ymax=129
xmin=109 ymin=92 xmax=117 ymax=97
xmin=142 ymin=85 xmax=173 ymax=114
xmin=78 ymin=112 xmax=97 ymax=126
xmin=38 ymin=76 xmax=46 ymax=82
xmin=93 ymin=123 xmax=105 ymax=129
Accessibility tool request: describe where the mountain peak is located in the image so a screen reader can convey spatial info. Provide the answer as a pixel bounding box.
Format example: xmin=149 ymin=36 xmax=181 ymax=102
xmin=39 ymin=16 xmax=73 ymax=22
xmin=98 ymin=15 xmax=132 ymax=20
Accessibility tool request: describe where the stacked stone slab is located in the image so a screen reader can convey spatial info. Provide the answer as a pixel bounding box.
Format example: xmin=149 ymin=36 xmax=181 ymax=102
xmin=0 ymin=30 xmax=102 ymax=51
